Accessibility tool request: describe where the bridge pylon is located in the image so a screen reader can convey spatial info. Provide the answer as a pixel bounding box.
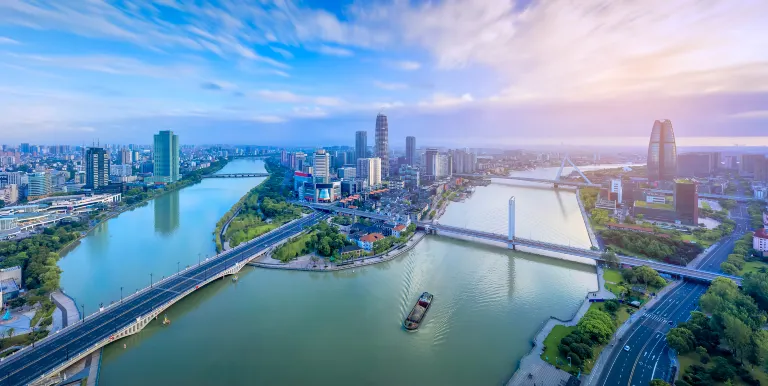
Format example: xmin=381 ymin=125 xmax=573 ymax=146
xmin=508 ymin=196 xmax=516 ymax=250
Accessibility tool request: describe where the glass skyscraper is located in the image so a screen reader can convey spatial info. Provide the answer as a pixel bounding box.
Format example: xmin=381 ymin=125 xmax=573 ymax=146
xmin=406 ymin=136 xmax=416 ymax=166
xmin=647 ymin=119 xmax=677 ymax=181
xmin=355 ymin=131 xmax=367 ymax=162
xmin=85 ymin=147 xmax=110 ymax=189
xmin=375 ymin=113 xmax=389 ymax=178
xmin=153 ymin=130 xmax=180 ymax=183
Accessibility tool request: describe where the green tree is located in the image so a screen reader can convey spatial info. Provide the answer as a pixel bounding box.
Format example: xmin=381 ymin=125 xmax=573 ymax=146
xmin=722 ymin=314 xmax=752 ymax=362
xmin=577 ymin=308 xmax=615 ymax=344
xmin=649 ymin=380 xmax=670 ymax=386
xmin=601 ymin=251 xmax=620 ymax=268
xmin=742 ymin=271 xmax=768 ymax=311
xmin=719 ymin=262 xmax=739 ymax=275
xmin=666 ymin=327 xmax=695 ymax=353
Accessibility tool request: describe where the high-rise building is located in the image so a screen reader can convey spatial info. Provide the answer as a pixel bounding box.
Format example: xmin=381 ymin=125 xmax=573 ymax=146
xmin=425 ymin=148 xmax=438 ymax=177
xmin=120 ymin=148 xmax=132 ymax=165
xmin=437 ymin=153 xmax=452 ymax=178
xmin=85 ymin=147 xmax=110 ymax=190
xmin=338 ymin=167 xmax=356 ymax=179
xmin=357 ymin=158 xmax=381 ymax=187
xmin=451 ymin=149 xmax=476 ymax=174
xmin=740 ymin=154 xmax=768 ymax=178
xmin=20 ymin=143 xmax=30 ymax=154
xmin=355 ymin=131 xmax=368 ymax=162
xmin=375 ymin=113 xmax=389 ymax=178
xmin=677 ymin=153 xmax=716 ymax=178
xmin=313 ymin=149 xmax=330 ymax=183
xmin=610 ymin=179 xmax=623 ymax=202
xmin=28 ymin=172 xmax=51 ymax=197
xmin=153 ymin=130 xmax=180 ymax=183
xmin=406 ymin=136 xmax=416 ymax=166
xmin=647 ymin=119 xmax=677 ymax=182
xmin=399 ymin=165 xmax=420 ymax=189
xmin=674 ymin=179 xmax=699 ymax=225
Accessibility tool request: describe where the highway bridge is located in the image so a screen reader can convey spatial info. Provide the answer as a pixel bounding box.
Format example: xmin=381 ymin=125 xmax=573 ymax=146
xmin=202 ymin=173 xmax=270 ymax=178
xmin=0 ymin=213 xmax=326 ymax=386
xmin=425 ymin=222 xmax=742 ymax=285
xmin=454 ymin=174 xmax=600 ymax=188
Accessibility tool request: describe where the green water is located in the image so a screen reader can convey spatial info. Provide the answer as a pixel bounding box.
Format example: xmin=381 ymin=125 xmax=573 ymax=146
xmin=58 ymin=159 xmax=601 ymax=385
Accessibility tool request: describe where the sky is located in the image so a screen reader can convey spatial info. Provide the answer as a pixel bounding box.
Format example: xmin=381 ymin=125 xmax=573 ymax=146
xmin=0 ymin=0 xmax=767 ymax=147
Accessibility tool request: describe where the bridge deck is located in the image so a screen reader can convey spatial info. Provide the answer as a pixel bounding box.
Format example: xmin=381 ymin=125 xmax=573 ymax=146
xmin=0 ymin=213 xmax=324 ymax=386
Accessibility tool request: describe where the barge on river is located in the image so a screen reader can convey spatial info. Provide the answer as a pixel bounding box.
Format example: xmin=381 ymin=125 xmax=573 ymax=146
xmin=403 ymin=292 xmax=433 ymax=331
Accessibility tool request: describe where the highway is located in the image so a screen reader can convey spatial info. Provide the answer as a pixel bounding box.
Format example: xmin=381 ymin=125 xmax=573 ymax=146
xmin=595 ymin=200 xmax=752 ymax=386
xmin=0 ymin=212 xmax=325 ymax=386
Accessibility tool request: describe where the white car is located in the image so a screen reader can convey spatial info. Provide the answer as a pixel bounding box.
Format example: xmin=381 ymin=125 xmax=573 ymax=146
xmin=624 ymin=345 xmax=631 ymax=352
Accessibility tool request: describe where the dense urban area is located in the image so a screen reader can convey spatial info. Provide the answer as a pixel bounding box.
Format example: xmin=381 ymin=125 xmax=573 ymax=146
xmin=0 ymin=117 xmax=766 ymax=386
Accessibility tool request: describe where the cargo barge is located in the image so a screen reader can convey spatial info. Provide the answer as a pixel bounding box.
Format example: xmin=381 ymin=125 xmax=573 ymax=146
xmin=403 ymin=292 xmax=433 ymax=331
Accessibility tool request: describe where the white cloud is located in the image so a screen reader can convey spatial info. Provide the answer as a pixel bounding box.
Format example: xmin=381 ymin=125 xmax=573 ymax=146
xmin=730 ymin=110 xmax=768 ymax=120
xmin=391 ymin=60 xmax=420 ymax=71
xmin=313 ymin=45 xmax=354 ymax=57
xmin=0 ymin=36 xmax=19 ymax=44
xmin=419 ymin=93 xmax=474 ymax=108
xmin=251 ymin=115 xmax=286 ymax=123
xmin=293 ymin=106 xmax=328 ymax=118
xmin=270 ymin=46 xmax=294 ymax=59
xmin=6 ymin=53 xmax=199 ymax=78
xmin=255 ymin=89 xmax=344 ymax=106
xmin=373 ymin=81 xmax=407 ymax=90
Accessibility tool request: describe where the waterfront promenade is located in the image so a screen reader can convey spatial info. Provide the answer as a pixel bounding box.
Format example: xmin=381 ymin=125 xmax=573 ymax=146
xmin=0 ymin=213 xmax=325 ymax=386
xmin=507 ymin=265 xmax=615 ymax=386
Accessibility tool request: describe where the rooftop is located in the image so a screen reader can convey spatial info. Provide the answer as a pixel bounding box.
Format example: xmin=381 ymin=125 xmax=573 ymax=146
xmin=634 ymin=200 xmax=674 ymax=211
xmin=360 ymin=233 xmax=385 ymax=242
xmin=756 ymin=228 xmax=768 ymax=239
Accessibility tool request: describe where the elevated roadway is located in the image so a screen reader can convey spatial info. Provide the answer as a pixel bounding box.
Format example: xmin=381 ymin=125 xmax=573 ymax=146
xmin=453 ymin=174 xmax=600 ymax=188
xmin=0 ymin=213 xmax=325 ymax=386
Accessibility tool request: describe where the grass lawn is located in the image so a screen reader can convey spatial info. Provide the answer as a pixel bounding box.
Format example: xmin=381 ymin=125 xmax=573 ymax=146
xmin=541 ymin=325 xmax=579 ymax=373
xmin=603 ymin=268 xmax=623 ymax=284
xmin=680 ymin=233 xmax=713 ymax=248
xmin=740 ymin=261 xmax=768 ymax=275
xmin=231 ymin=224 xmax=278 ymax=248
xmin=272 ymin=232 xmax=314 ymax=262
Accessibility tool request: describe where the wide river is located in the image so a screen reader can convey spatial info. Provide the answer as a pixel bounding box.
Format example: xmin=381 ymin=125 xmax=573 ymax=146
xmin=57 ymin=159 xmax=624 ymax=385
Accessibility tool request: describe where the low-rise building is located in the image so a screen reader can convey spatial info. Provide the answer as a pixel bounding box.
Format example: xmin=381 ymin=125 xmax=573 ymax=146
xmin=754 ymin=228 xmax=768 ymax=256
xmin=357 ymin=232 xmax=385 ymax=251
xmin=340 ymin=245 xmax=365 ymax=259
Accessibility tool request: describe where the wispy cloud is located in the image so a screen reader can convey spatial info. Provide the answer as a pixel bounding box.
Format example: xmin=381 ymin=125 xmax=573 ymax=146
xmin=255 ymin=89 xmax=344 ymax=106
xmin=0 ymin=36 xmax=20 ymax=45
xmin=251 ymin=115 xmax=286 ymax=123
xmin=373 ymin=81 xmax=408 ymax=90
xmin=730 ymin=110 xmax=768 ymax=120
xmin=390 ymin=60 xmax=420 ymax=71
xmin=313 ymin=45 xmax=354 ymax=57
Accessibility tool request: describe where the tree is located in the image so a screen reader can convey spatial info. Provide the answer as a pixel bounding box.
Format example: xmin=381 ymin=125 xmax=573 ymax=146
xmin=601 ymin=251 xmax=620 ymax=268
xmin=603 ymin=299 xmax=620 ymax=314
xmin=666 ymin=327 xmax=695 ymax=353
xmin=708 ymin=356 xmax=736 ymax=382
xmin=577 ymin=308 xmax=615 ymax=344
xmin=649 ymin=380 xmax=670 ymax=386
xmin=723 ymin=314 xmax=752 ymax=362
xmin=6 ymin=327 xmax=14 ymax=338
xmin=742 ymin=271 xmax=768 ymax=311
xmin=719 ymin=262 xmax=739 ymax=275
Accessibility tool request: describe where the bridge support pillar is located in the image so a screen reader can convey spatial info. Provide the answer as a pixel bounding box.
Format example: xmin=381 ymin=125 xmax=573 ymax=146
xmin=508 ymin=196 xmax=516 ymax=250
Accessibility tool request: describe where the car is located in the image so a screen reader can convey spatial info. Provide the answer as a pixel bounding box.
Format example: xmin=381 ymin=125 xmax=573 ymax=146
xmin=624 ymin=345 xmax=631 ymax=352
xmin=668 ymin=320 xmax=674 ymax=326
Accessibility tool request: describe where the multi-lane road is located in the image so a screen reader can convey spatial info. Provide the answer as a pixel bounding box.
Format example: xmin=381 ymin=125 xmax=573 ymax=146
xmin=595 ymin=201 xmax=752 ymax=385
xmin=0 ymin=212 xmax=325 ymax=386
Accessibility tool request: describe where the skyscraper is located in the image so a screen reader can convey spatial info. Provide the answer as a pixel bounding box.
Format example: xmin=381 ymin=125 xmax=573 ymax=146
xmin=375 ymin=113 xmax=389 ymax=178
xmin=674 ymin=179 xmax=699 ymax=225
xmin=356 ymin=158 xmax=381 ymax=187
xmin=425 ymin=148 xmax=438 ymax=177
xmin=647 ymin=119 xmax=677 ymax=182
xmin=28 ymin=172 xmax=51 ymax=197
xmin=153 ymin=130 xmax=180 ymax=183
xmin=85 ymin=147 xmax=110 ymax=190
xmin=120 ymin=148 xmax=132 ymax=165
xmin=355 ymin=131 xmax=367 ymax=162
xmin=406 ymin=136 xmax=416 ymax=166
xmin=313 ymin=149 xmax=330 ymax=183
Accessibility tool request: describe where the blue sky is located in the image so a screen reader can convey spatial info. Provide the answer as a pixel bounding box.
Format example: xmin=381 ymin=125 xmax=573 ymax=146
xmin=0 ymin=0 xmax=767 ymax=147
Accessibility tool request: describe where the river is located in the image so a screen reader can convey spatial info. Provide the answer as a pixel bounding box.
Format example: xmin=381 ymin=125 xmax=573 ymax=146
xmin=57 ymin=159 xmax=623 ymax=385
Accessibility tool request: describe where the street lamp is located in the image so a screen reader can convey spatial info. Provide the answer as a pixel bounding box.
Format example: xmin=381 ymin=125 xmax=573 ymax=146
xmin=150 ymin=273 xmax=153 ymax=288
xmin=120 ymin=286 xmax=123 ymax=303
xmin=567 ymin=356 xmax=572 ymax=367
xmin=81 ymin=304 xmax=85 ymax=322
xmin=177 ymin=261 xmax=180 ymax=274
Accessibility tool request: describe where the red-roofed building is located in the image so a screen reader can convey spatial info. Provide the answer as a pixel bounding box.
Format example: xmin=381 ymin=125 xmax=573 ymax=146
xmin=392 ymin=224 xmax=407 ymax=237
xmin=358 ymin=232 xmax=385 ymax=251
xmin=754 ymin=228 xmax=768 ymax=255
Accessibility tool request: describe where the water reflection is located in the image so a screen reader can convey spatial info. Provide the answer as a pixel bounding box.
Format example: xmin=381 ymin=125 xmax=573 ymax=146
xmin=154 ymin=189 xmax=180 ymax=236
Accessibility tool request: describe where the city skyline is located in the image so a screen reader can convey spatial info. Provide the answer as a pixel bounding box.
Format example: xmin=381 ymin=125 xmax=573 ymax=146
xmin=0 ymin=1 xmax=766 ymax=145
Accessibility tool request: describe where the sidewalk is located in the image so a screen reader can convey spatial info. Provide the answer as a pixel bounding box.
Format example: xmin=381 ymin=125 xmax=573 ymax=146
xmin=580 ymin=279 xmax=683 ymax=386
xmin=507 ymin=265 xmax=614 ymax=386
xmin=51 ymin=290 xmax=80 ymax=332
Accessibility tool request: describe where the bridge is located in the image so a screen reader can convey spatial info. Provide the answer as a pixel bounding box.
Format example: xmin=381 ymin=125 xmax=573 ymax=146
xmin=0 ymin=213 xmax=326 ymax=386
xmin=299 ymin=199 xmax=741 ymax=285
xmin=456 ymin=154 xmax=600 ymax=188
xmin=202 ymin=173 xmax=270 ymax=178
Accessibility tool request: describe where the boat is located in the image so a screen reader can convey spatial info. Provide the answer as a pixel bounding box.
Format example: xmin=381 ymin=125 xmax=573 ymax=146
xmin=403 ymin=292 xmax=433 ymax=331
xmin=162 ymin=315 xmax=171 ymax=325
xmin=232 ymin=275 xmax=238 ymax=282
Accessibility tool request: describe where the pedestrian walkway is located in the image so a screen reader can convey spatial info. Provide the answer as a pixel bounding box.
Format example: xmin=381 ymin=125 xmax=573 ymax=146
xmin=51 ymin=290 xmax=80 ymax=331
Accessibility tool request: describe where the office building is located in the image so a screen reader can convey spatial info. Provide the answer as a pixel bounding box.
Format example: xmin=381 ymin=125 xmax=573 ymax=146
xmin=313 ymin=149 xmax=330 ymax=183
xmin=20 ymin=143 xmax=30 ymax=154
xmin=28 ymin=172 xmax=52 ymax=197
xmin=425 ymin=148 xmax=438 ymax=178
xmin=153 ymin=130 xmax=180 ymax=183
xmin=120 ymin=148 xmax=132 ymax=165
xmin=338 ymin=167 xmax=356 ymax=180
xmin=406 ymin=136 xmax=416 ymax=166
xmin=110 ymin=164 xmax=132 ymax=177
xmin=647 ymin=119 xmax=677 ymax=181
xmin=677 ymin=152 xmax=716 ymax=177
xmin=375 ymin=113 xmax=389 ymax=177
xmin=357 ymin=158 xmax=382 ymax=187
xmin=85 ymin=147 xmax=110 ymax=190
xmin=0 ymin=172 xmax=25 ymax=188
xmin=0 ymin=184 xmax=18 ymax=205
xmin=610 ymin=179 xmax=623 ymax=203
xmin=674 ymin=179 xmax=699 ymax=225
xmin=355 ymin=131 xmax=367 ymax=162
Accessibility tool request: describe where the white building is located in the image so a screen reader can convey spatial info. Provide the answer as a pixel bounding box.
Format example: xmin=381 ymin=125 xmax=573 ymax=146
xmin=755 ymin=228 xmax=768 ymax=255
xmin=1 ymin=184 xmax=18 ymax=205
xmin=356 ymin=158 xmax=381 ymax=187
xmin=610 ymin=179 xmax=623 ymax=202
xmin=338 ymin=167 xmax=356 ymax=179
xmin=313 ymin=149 xmax=330 ymax=183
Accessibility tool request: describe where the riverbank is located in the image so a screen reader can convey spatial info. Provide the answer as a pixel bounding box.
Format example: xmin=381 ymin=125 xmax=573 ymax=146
xmin=251 ymin=231 xmax=426 ymax=272
xmin=506 ymin=265 xmax=615 ymax=385
xmin=576 ymin=187 xmax=600 ymax=248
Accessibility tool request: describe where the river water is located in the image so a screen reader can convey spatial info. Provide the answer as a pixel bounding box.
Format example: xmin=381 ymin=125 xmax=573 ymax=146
xmin=57 ymin=159 xmax=615 ymax=386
